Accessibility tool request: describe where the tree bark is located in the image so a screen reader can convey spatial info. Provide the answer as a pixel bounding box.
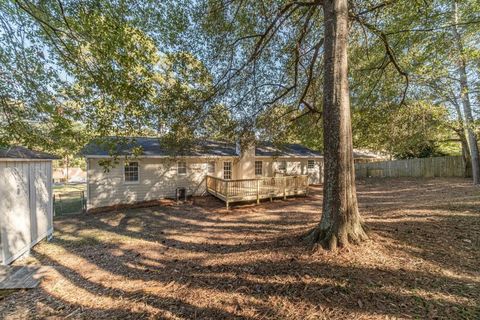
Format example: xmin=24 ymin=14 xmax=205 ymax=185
xmin=459 ymin=132 xmax=472 ymax=177
xmin=452 ymin=101 xmax=471 ymax=177
xmin=306 ymin=0 xmax=367 ymax=250
xmin=452 ymin=1 xmax=480 ymax=184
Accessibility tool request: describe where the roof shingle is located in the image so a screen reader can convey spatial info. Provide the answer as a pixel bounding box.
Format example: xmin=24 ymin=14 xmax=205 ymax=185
xmin=255 ymin=142 xmax=322 ymax=157
xmin=0 ymin=146 xmax=59 ymax=160
xmin=81 ymin=137 xmax=238 ymax=157
xmin=81 ymin=137 xmax=323 ymax=158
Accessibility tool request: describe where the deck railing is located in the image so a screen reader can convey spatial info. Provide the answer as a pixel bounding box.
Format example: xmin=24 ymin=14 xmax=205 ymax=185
xmin=206 ymin=175 xmax=309 ymax=208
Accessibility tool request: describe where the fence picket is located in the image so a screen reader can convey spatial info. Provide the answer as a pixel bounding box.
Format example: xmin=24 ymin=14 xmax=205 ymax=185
xmin=355 ymin=156 xmax=469 ymax=178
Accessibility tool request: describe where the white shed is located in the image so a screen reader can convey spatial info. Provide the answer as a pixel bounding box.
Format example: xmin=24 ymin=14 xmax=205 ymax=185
xmin=0 ymin=146 xmax=58 ymax=265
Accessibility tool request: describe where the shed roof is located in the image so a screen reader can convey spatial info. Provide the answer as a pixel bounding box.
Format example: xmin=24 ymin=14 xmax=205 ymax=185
xmin=0 ymin=146 xmax=60 ymax=160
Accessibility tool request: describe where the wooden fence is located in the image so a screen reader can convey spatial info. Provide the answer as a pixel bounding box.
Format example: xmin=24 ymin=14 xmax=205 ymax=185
xmin=355 ymin=156 xmax=468 ymax=178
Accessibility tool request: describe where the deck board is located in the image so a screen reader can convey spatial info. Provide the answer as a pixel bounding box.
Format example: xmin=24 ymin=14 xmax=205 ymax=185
xmin=205 ymin=175 xmax=309 ymax=207
xmin=207 ymin=183 xmax=307 ymax=204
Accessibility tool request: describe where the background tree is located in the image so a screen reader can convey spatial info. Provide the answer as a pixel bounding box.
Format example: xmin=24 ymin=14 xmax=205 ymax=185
xmin=0 ymin=1 xmax=82 ymax=152
xmin=451 ymin=0 xmax=480 ymax=183
xmin=354 ymin=101 xmax=451 ymax=159
xmin=1 ymin=0 xmax=232 ymax=155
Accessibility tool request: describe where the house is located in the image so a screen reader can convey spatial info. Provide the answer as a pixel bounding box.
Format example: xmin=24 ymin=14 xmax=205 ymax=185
xmin=81 ymin=137 xmax=323 ymax=210
xmin=0 ymin=146 xmax=58 ymax=265
xmin=353 ymin=149 xmax=388 ymax=163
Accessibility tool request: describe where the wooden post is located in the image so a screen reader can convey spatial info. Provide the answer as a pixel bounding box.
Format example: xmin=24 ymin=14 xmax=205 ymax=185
xmin=214 ymin=178 xmax=218 ymax=197
xmin=81 ymin=191 xmax=86 ymax=213
xmin=270 ymin=178 xmax=273 ymax=202
xmin=283 ymin=177 xmax=286 ymax=200
xmin=225 ymin=180 xmax=229 ymax=209
xmin=256 ymin=179 xmax=260 ymax=204
xmin=305 ymin=176 xmax=309 ymax=196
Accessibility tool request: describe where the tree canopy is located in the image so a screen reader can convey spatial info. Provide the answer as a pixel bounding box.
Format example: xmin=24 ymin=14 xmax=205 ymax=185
xmin=0 ymin=0 xmax=479 ymax=158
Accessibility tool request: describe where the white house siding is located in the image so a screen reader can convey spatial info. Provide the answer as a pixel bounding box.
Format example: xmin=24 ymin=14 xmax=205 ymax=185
xmin=87 ymin=157 xmax=235 ymax=209
xmin=307 ymin=159 xmax=323 ymax=184
xmin=233 ymin=146 xmax=255 ymax=179
xmin=0 ymin=160 xmax=53 ymax=265
xmin=87 ymin=155 xmax=323 ymax=210
xmin=256 ymin=157 xmax=323 ymax=184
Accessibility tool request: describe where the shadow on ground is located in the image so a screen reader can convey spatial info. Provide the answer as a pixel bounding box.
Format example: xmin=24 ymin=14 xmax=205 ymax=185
xmin=0 ymin=178 xmax=479 ymax=319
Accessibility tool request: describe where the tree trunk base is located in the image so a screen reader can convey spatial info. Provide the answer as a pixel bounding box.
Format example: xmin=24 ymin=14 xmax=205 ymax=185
xmin=305 ymin=223 xmax=368 ymax=251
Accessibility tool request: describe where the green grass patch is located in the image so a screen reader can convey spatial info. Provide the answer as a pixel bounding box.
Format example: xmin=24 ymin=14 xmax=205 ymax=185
xmin=54 ymin=183 xmax=86 ymax=215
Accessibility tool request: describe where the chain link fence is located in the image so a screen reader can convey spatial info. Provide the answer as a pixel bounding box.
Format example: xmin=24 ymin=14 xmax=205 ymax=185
xmin=53 ymin=188 xmax=86 ymax=216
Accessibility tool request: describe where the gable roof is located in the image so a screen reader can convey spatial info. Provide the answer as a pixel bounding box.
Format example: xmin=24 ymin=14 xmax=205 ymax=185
xmin=81 ymin=137 xmax=323 ymax=158
xmin=255 ymin=142 xmax=322 ymax=158
xmin=81 ymin=137 xmax=238 ymax=157
xmin=0 ymin=146 xmax=59 ymax=160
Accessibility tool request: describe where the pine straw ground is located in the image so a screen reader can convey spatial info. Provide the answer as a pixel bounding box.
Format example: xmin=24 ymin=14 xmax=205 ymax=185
xmin=1 ymin=178 xmax=479 ymax=320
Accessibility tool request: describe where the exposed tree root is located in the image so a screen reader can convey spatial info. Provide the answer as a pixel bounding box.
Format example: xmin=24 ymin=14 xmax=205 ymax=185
xmin=305 ymin=223 xmax=369 ymax=251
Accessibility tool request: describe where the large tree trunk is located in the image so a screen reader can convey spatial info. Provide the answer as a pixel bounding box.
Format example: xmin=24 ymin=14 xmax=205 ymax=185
xmin=452 ymin=102 xmax=472 ymax=177
xmin=459 ymin=132 xmax=472 ymax=177
xmin=306 ymin=0 xmax=367 ymax=250
xmin=452 ymin=1 xmax=480 ymax=184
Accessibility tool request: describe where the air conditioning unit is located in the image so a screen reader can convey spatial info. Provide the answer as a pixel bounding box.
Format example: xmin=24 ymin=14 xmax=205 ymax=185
xmin=176 ymin=187 xmax=187 ymax=202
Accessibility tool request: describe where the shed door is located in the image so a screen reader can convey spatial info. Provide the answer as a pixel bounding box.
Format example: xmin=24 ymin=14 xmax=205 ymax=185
xmin=30 ymin=162 xmax=52 ymax=244
xmin=0 ymin=163 xmax=31 ymax=264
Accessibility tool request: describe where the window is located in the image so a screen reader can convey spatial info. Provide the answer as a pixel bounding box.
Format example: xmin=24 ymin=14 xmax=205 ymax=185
xmin=255 ymin=161 xmax=263 ymax=176
xmin=308 ymin=160 xmax=315 ymax=170
xmin=278 ymin=160 xmax=287 ymax=171
xmin=224 ymin=161 xmax=232 ymax=180
xmin=124 ymin=161 xmax=139 ymax=183
xmin=208 ymin=161 xmax=215 ymax=174
xmin=177 ymin=161 xmax=187 ymax=175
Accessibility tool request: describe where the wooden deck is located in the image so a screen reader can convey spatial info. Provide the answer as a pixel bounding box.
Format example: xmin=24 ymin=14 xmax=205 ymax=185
xmin=206 ymin=175 xmax=309 ymax=208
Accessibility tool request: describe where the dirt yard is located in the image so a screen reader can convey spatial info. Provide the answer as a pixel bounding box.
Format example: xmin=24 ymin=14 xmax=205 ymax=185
xmin=0 ymin=178 xmax=479 ymax=319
